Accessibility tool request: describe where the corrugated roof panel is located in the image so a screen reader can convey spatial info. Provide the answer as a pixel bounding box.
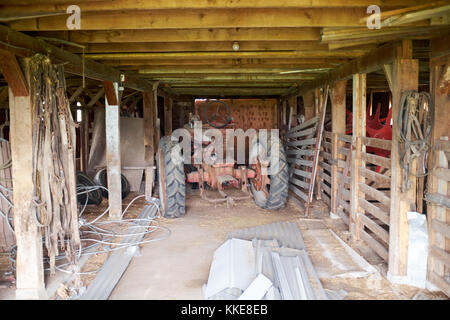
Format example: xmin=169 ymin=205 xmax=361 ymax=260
xmin=226 ymin=221 xmax=305 ymax=250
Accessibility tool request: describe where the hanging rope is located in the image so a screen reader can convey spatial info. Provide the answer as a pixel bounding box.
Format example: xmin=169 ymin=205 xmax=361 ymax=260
xmin=36 ymin=37 xmax=87 ymax=88
xmin=29 ymin=54 xmax=81 ymax=274
xmin=397 ymin=90 xmax=435 ymax=192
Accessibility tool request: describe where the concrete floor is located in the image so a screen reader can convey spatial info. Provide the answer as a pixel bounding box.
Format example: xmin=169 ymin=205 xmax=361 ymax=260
xmin=110 ymin=191 xmax=302 ymax=299
xmin=1 ymin=189 xmax=445 ymax=300
xmin=108 ymin=190 xmax=445 ymax=300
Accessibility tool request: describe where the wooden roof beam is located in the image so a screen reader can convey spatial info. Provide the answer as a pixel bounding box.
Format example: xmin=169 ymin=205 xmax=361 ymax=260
xmin=137 ymin=67 xmax=331 ymax=75
xmin=85 ymin=51 xmax=368 ymax=61
xmin=71 ymin=41 xmax=335 ymax=53
xmin=9 ymin=8 xmax=372 ymax=31
xmin=172 ymin=88 xmax=290 ymax=95
xmin=102 ymin=58 xmax=348 ymax=67
xmin=139 ymin=74 xmax=317 ymax=81
xmin=288 ymin=41 xmax=403 ymax=97
xmin=30 ymin=28 xmax=322 ymax=43
xmin=0 ymin=50 xmax=28 ymax=96
xmin=0 ymin=24 xmax=156 ymax=92
xmin=0 ymin=0 xmax=426 ymax=14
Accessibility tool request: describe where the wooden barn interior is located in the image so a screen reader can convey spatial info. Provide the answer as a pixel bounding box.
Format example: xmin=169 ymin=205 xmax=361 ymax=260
xmin=0 ymin=1 xmax=449 ymax=300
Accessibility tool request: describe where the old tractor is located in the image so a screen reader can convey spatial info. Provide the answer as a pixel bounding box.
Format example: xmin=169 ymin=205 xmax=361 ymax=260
xmin=157 ymin=100 xmax=289 ymax=218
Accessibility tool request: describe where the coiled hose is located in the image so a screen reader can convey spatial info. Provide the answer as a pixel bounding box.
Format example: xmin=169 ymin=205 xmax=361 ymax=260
xmin=397 ymin=90 xmax=435 ymax=192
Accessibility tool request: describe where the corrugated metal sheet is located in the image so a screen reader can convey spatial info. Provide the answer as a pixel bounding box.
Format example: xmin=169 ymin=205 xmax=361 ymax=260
xmin=79 ymin=205 xmax=157 ymax=300
xmin=222 ymin=221 xmax=327 ymax=300
xmin=227 ymin=221 xmax=305 ymax=250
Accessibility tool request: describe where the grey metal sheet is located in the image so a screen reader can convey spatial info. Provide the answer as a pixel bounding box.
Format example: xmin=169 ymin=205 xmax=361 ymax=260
xmin=271 ymin=251 xmax=293 ymax=300
xmin=227 ymin=221 xmax=305 ymax=250
xmin=212 ymin=221 xmax=327 ymax=300
xmin=273 ymin=247 xmax=327 ymax=300
xmin=207 ymin=287 xmax=242 ymax=300
xmin=79 ymin=205 xmax=157 ymax=300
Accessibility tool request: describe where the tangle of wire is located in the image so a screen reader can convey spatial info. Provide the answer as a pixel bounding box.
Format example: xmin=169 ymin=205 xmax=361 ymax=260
xmin=397 ymin=90 xmax=436 ymax=178
xmin=5 ymin=184 xmax=171 ymax=276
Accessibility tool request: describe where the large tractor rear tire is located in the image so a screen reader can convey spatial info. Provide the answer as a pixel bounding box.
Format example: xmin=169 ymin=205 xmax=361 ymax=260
xmin=157 ymin=136 xmax=186 ymax=218
xmin=249 ymin=136 xmax=289 ymax=210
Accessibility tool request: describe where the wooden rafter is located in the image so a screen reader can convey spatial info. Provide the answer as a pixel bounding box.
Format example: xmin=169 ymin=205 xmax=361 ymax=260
xmin=0 ymin=0 xmax=426 ymax=14
xmin=0 ymin=25 xmax=156 ymax=93
xmin=0 ymin=50 xmax=28 ymax=96
xmin=8 ymin=8 xmax=371 ymax=31
xmin=31 ymin=28 xmax=322 ymax=43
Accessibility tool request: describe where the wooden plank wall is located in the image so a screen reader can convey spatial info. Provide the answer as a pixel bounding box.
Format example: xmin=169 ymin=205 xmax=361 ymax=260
xmin=195 ymin=99 xmax=277 ymax=131
xmin=358 ymin=136 xmax=392 ymax=262
xmin=333 ymin=133 xmax=353 ymax=225
xmin=427 ymin=139 xmax=450 ymax=297
xmin=286 ymin=116 xmax=320 ymax=205
xmin=321 ymin=128 xmax=392 ymax=261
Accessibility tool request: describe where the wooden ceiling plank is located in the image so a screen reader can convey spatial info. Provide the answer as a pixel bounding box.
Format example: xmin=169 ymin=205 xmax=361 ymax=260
xmin=78 ymin=41 xmax=333 ymax=53
xmin=290 ymin=41 xmax=403 ymax=97
xmin=31 ymin=28 xmax=322 ymax=43
xmin=0 ymin=25 xmax=155 ymax=92
xmin=101 ymin=58 xmax=348 ymax=67
xmin=0 ymin=0 xmax=426 ymax=13
xmin=9 ymin=8 xmax=371 ymax=31
xmin=321 ymin=26 xmax=448 ymax=42
xmin=85 ymin=51 xmax=368 ymax=60
xmin=137 ymin=67 xmax=332 ymax=74
xmin=138 ymin=74 xmax=317 ymax=81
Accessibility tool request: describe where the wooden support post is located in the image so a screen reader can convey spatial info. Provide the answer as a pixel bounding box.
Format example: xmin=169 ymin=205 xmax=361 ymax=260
xmin=179 ymin=101 xmax=186 ymax=129
xmin=302 ymin=90 xmax=315 ymax=121
xmin=288 ymin=96 xmax=297 ymax=130
xmin=143 ymin=91 xmax=157 ymax=200
xmin=281 ymin=99 xmax=287 ymax=128
xmin=80 ymin=110 xmax=90 ymax=172
xmin=154 ymin=88 xmax=161 ymax=150
xmin=6 ymin=58 xmax=46 ymax=299
xmin=351 ymin=73 xmax=366 ymax=241
xmin=314 ymin=88 xmax=321 ymax=116
xmin=281 ymin=99 xmax=288 ymax=140
xmin=388 ymin=41 xmax=419 ymax=280
xmin=330 ymin=80 xmax=348 ymax=216
xmin=315 ymin=88 xmax=322 ymax=200
xmin=104 ymin=81 xmax=122 ymax=219
xmin=276 ymin=98 xmax=281 ymax=129
xmin=164 ymin=97 xmax=173 ymax=136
